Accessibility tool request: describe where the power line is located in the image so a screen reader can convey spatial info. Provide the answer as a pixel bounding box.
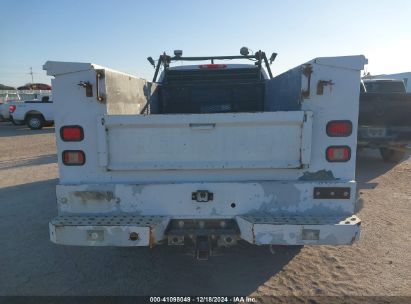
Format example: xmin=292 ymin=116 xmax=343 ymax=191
xmin=0 ymin=72 xmax=42 ymax=75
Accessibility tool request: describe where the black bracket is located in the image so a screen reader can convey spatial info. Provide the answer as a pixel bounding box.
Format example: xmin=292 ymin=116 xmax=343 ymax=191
xmin=317 ymin=80 xmax=335 ymax=95
xmin=77 ymin=81 xmax=93 ymax=97
xmin=313 ymin=187 xmax=351 ymax=199
xmin=140 ymin=50 xmax=276 ymax=114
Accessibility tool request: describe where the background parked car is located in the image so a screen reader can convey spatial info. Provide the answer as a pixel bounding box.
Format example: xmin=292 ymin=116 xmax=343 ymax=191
xmin=10 ymin=96 xmax=53 ymax=130
xmin=358 ymin=79 xmax=411 ymax=162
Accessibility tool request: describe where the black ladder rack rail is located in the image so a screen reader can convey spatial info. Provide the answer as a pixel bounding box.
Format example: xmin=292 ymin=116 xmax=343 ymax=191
xmin=141 ymin=51 xmax=274 ymax=114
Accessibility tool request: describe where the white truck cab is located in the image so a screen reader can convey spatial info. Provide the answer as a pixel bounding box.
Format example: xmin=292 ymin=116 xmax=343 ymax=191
xmin=44 ymin=51 xmax=367 ymax=259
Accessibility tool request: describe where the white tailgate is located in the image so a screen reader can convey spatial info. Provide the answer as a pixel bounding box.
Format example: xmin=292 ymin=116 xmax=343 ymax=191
xmin=97 ymin=111 xmax=312 ymax=170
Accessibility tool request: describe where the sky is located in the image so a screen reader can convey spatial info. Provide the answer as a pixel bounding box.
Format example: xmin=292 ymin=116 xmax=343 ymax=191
xmin=1 ymin=0 xmax=410 ymax=86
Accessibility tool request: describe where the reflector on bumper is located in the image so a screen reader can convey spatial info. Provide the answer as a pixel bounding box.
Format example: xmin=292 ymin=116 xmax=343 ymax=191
xmin=236 ymin=214 xmax=361 ymax=245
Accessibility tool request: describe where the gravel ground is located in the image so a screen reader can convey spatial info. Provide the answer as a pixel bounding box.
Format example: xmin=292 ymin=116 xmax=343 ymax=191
xmin=0 ymin=122 xmax=410 ymax=297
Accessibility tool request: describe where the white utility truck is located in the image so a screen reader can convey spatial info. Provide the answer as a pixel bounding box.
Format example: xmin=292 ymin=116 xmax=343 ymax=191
xmin=44 ymin=50 xmax=366 ymax=259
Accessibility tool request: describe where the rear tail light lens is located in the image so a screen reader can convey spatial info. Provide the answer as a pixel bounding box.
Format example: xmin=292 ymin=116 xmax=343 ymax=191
xmin=62 ymin=150 xmax=85 ymax=166
xmin=9 ymin=105 xmax=16 ymax=113
xmin=60 ymin=126 xmax=84 ymax=141
xmin=326 ymin=120 xmax=352 ymax=137
xmin=326 ymin=146 xmax=351 ymax=162
xmin=198 ymin=64 xmax=227 ymax=69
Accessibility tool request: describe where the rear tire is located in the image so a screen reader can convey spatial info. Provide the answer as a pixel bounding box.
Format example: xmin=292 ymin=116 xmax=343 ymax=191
xmin=26 ymin=114 xmax=44 ymax=130
xmin=379 ymin=147 xmax=405 ymax=163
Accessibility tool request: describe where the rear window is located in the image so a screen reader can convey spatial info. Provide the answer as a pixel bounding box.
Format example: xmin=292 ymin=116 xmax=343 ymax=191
xmin=164 ymin=67 xmax=263 ymax=84
xmin=364 ymin=81 xmax=405 ymax=93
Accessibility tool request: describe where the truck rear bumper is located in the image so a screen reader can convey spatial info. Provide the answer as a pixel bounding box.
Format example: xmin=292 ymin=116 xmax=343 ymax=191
xmin=49 ymin=214 xmax=361 ymax=246
xmin=358 ymin=126 xmax=411 ymax=147
xmin=237 ymin=214 xmax=360 ymax=245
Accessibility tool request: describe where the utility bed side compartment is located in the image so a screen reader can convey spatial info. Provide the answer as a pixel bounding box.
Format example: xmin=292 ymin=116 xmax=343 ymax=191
xmin=265 ymin=55 xmax=367 ymax=181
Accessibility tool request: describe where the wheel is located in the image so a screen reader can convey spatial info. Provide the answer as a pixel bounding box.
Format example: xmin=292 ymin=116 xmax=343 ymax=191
xmin=379 ymin=147 xmax=406 ymax=163
xmin=26 ymin=114 xmax=44 ymax=130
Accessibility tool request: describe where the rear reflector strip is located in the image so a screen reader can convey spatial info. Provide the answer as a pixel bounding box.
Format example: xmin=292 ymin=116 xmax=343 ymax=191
xmin=60 ymin=126 xmax=84 ymax=141
xmin=326 ymin=120 xmax=352 ymax=137
xmin=314 ymin=187 xmax=351 ymax=199
xmin=326 ymin=146 xmax=351 ymax=162
xmin=62 ymin=150 xmax=85 ymax=166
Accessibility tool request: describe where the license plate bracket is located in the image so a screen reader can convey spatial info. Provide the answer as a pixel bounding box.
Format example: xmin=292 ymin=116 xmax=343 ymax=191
xmin=367 ymin=127 xmax=386 ymax=138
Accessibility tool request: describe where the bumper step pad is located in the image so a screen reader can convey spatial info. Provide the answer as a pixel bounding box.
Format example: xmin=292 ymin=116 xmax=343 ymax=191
xmin=236 ymin=214 xmax=361 ymax=245
xmin=50 ymin=215 xmax=169 ymax=246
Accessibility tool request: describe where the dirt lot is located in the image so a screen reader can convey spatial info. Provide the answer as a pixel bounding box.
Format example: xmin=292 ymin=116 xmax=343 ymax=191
xmin=0 ymin=122 xmax=410 ymax=297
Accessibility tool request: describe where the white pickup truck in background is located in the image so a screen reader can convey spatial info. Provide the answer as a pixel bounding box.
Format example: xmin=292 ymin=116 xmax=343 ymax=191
xmin=0 ymin=93 xmax=20 ymax=121
xmin=9 ymin=96 xmax=54 ymax=129
xmin=43 ymin=50 xmax=367 ymax=259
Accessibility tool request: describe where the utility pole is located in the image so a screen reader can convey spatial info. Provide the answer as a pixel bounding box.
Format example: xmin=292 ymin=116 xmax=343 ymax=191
xmin=29 ymin=67 xmax=34 ymax=84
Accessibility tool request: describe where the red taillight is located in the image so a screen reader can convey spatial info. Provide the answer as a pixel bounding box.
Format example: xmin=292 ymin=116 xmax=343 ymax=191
xmin=326 ymin=121 xmax=352 ymax=137
xmin=198 ymin=64 xmax=227 ymax=69
xmin=62 ymin=150 xmax=85 ymax=166
xmin=9 ymin=105 xmax=16 ymax=113
xmin=326 ymin=146 xmax=351 ymax=162
xmin=60 ymin=126 xmax=84 ymax=141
